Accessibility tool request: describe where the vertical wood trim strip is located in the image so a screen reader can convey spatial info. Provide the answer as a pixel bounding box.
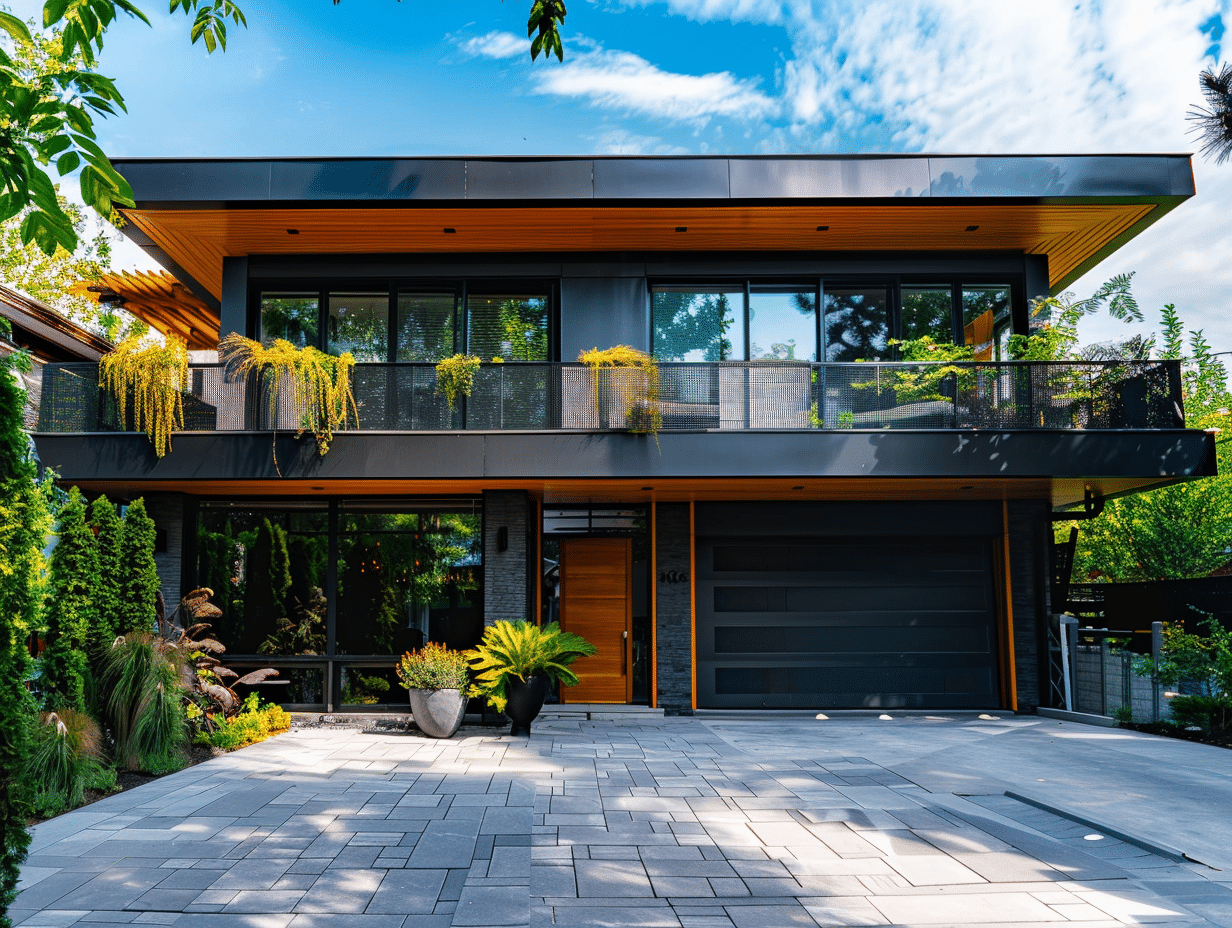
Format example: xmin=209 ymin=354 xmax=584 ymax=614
xmin=626 ymin=537 xmax=633 ymax=704
xmin=650 ymin=501 xmax=658 ymax=709
xmin=690 ymin=501 xmax=698 ymax=713
xmin=1002 ymin=498 xmax=1019 ymax=712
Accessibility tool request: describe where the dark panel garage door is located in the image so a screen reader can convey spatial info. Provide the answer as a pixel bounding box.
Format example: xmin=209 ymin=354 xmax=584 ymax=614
xmin=695 ymin=536 xmax=1000 ymax=709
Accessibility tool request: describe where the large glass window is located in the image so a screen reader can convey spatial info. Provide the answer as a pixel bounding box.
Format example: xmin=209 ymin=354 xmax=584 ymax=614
xmin=196 ymin=504 xmax=330 ymax=703
xmin=653 ymin=287 xmax=743 ymax=361
xmin=900 ymin=285 xmax=954 ymax=345
xmin=749 ymin=287 xmax=817 ymax=361
xmin=260 ymin=292 xmax=319 ymax=348
xmin=962 ymin=285 xmax=1012 ymax=361
xmin=823 ymin=285 xmax=890 ymax=362
xmin=467 ymin=293 xmax=550 ymax=361
xmin=327 ymin=291 xmax=388 ymax=361
xmin=396 ymin=292 xmax=458 ymax=361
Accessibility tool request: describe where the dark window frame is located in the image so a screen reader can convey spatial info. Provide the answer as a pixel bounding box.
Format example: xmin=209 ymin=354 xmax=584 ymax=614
xmin=250 ymin=278 xmax=560 ymax=362
xmin=649 ymin=274 xmax=1028 ymax=363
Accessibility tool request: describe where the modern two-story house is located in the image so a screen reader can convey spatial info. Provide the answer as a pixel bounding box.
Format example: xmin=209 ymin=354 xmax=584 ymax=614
xmin=31 ymin=154 xmax=1215 ymax=715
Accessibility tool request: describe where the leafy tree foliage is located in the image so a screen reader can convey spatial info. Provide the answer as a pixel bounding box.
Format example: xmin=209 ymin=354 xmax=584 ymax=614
xmin=1060 ymin=301 xmax=1232 ymax=581
xmin=1190 ymin=62 xmax=1232 ymax=165
xmin=2 ymin=1 xmax=566 ymax=259
xmin=42 ymin=486 xmax=97 ymax=712
xmin=0 ymin=337 xmax=52 ymax=926
xmin=115 ymin=496 xmax=159 ymax=635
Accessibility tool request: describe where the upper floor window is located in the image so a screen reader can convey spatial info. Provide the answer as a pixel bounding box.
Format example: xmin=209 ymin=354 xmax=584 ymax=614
xmin=258 ymin=282 xmax=554 ymax=362
xmin=653 ymin=279 xmax=1015 ymax=363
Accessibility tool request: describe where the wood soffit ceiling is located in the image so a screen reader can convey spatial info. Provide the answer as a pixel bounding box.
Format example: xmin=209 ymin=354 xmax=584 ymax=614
xmin=72 ymin=270 xmax=218 ymax=350
xmin=120 ymin=201 xmax=1159 ymax=305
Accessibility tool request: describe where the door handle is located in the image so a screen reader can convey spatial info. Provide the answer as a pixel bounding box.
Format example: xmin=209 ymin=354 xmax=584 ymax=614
xmin=622 ymin=630 xmax=628 ymax=676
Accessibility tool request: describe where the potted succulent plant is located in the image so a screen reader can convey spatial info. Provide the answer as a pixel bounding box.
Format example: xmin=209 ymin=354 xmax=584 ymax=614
xmin=396 ymin=642 xmax=475 ymax=738
xmin=465 ymin=621 xmax=596 ymax=736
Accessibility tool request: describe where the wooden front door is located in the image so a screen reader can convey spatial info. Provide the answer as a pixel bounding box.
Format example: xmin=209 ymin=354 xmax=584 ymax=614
xmin=559 ymin=537 xmax=632 ymax=703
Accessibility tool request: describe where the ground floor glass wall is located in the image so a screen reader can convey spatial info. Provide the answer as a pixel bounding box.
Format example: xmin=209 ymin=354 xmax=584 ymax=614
xmin=195 ymin=498 xmax=481 ymax=709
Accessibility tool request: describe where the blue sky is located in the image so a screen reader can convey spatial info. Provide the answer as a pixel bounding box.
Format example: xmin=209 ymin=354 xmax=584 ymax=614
xmin=5 ymin=0 xmax=1232 ymax=350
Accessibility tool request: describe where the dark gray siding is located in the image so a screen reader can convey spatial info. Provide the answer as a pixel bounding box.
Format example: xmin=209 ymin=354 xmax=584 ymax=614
xmin=655 ymin=502 xmax=693 ymax=714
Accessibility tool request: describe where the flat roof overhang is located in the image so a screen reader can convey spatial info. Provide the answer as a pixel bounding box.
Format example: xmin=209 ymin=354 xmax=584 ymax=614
xmin=32 ymin=428 xmax=1216 ymax=510
xmin=111 ymin=154 xmax=1195 ymax=322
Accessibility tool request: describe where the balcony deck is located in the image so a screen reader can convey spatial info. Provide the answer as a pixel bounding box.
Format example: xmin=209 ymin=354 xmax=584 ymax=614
xmin=37 ymin=358 xmax=1186 ymax=436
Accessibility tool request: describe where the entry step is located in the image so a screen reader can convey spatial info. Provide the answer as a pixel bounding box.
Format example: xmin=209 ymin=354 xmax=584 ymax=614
xmin=539 ymin=704 xmax=665 ymax=720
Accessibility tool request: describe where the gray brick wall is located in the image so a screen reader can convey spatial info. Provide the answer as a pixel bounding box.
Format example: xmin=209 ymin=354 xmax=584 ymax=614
xmin=1007 ymin=499 xmax=1049 ymax=712
xmin=142 ymin=493 xmax=185 ymax=624
xmin=483 ymin=490 xmax=530 ymax=625
xmin=655 ymin=503 xmax=693 ymax=714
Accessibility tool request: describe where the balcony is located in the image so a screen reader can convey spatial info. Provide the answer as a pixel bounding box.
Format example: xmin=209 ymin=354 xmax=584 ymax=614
xmin=36 ymin=359 xmax=1185 ymax=437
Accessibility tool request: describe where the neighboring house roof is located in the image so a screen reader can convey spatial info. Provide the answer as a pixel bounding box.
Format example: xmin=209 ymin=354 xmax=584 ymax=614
xmin=71 ymin=270 xmax=218 ymax=350
xmin=110 ymin=153 xmax=1195 ymax=313
xmin=0 ymin=282 xmax=111 ymax=362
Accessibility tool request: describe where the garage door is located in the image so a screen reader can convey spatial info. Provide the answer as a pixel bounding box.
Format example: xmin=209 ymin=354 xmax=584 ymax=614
xmin=695 ymin=536 xmax=1000 ymax=709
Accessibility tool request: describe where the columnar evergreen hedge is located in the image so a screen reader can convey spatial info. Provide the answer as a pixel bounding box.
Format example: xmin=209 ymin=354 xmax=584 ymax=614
xmin=42 ymin=488 xmax=98 ymax=712
xmin=89 ymin=495 xmax=123 ymax=652
xmin=0 ymin=343 xmax=52 ymax=927
xmin=116 ymin=498 xmax=159 ymax=635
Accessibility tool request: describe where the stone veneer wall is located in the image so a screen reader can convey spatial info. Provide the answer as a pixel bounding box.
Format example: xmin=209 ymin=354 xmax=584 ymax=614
xmin=142 ymin=493 xmax=185 ymax=622
xmin=1007 ymin=498 xmax=1050 ymax=712
xmin=655 ymin=502 xmax=693 ymax=714
xmin=483 ymin=490 xmax=531 ymax=625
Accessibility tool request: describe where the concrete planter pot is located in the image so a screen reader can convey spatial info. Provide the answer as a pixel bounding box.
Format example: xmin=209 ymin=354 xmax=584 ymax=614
xmin=407 ymin=688 xmax=467 ymax=738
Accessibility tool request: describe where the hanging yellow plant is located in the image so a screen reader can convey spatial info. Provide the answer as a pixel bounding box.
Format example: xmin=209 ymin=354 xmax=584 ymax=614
xmin=218 ymin=335 xmax=359 ymax=457
xmin=98 ymin=336 xmax=189 ymax=458
xmin=434 ymin=354 xmax=482 ymax=411
xmin=577 ymin=345 xmax=662 ymax=437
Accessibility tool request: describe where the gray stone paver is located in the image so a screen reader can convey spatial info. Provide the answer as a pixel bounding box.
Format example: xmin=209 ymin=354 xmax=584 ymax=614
xmin=14 ymin=714 xmax=1232 ymax=928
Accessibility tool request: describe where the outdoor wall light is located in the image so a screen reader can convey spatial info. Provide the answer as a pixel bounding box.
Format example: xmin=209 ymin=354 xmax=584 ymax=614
xmin=497 ymin=526 xmax=509 ymax=551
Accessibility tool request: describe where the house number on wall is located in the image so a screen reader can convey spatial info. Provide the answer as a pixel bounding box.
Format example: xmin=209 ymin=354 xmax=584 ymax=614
xmin=659 ymin=570 xmax=688 ymax=584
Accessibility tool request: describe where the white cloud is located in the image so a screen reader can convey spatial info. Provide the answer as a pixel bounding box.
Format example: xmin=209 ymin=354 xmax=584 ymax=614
xmin=586 ymin=127 xmax=692 ymax=153
xmin=533 ymin=47 xmax=778 ymax=123
xmin=608 ymin=0 xmax=792 ymax=24
xmin=458 ymin=30 xmax=527 ymax=60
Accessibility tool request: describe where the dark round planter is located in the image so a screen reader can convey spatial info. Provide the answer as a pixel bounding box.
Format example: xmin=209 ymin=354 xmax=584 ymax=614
xmin=506 ymin=673 xmax=549 ymax=736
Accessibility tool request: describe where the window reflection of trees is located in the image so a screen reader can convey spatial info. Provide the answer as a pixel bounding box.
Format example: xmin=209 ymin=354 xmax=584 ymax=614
xmin=823 ymin=288 xmax=890 ymax=362
xmin=653 ymin=290 xmax=740 ymax=361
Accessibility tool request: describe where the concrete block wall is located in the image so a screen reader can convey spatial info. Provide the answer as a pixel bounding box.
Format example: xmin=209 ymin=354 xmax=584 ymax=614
xmin=655 ymin=502 xmax=693 ymax=714
xmin=1007 ymin=499 xmax=1048 ymax=712
xmin=483 ymin=490 xmax=530 ymax=625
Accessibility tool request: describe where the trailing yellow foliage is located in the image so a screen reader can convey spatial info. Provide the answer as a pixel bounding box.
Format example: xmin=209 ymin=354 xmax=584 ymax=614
xmin=577 ymin=345 xmax=662 ymax=436
xmin=219 ymin=335 xmax=359 ymax=455
xmin=435 ymin=354 xmax=482 ymax=411
xmin=98 ymin=336 xmax=188 ymax=458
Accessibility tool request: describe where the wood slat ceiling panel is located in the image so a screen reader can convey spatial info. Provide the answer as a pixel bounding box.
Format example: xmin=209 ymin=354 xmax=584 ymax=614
xmin=124 ymin=203 xmax=1161 ymax=301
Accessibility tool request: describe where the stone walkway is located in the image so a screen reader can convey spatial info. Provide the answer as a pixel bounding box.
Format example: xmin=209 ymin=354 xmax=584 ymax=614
xmin=13 ymin=714 xmax=1232 ymax=927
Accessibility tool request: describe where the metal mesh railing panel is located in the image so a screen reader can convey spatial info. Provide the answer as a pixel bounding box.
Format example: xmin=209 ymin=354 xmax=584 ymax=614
xmin=36 ymin=358 xmax=1184 ymax=435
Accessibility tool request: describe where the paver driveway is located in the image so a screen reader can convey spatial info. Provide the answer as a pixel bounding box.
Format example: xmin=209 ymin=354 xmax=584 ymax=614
xmin=14 ymin=714 xmax=1232 ymax=927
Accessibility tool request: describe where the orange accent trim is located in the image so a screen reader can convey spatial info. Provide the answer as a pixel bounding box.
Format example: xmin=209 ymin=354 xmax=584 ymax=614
xmin=689 ymin=501 xmax=697 ymax=713
xmin=650 ymin=501 xmax=658 ymax=709
xmin=1002 ymin=498 xmax=1019 ymax=712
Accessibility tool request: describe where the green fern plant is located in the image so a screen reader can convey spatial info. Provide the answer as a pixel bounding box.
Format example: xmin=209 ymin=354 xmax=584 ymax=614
xmin=465 ymin=621 xmax=596 ymax=713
